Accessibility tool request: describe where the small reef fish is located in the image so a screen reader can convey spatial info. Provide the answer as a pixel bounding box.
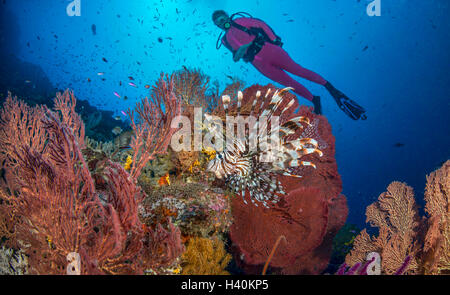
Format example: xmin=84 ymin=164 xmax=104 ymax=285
xmin=121 ymin=110 xmax=127 ymax=116
xmin=112 ymin=126 xmax=123 ymax=135
xmin=114 ymin=116 xmax=121 ymax=121
xmin=144 ymin=85 xmax=150 ymax=89
xmin=113 ymin=92 xmax=121 ymax=98
xmin=128 ymin=82 xmax=137 ymax=87
xmin=97 ymin=72 xmax=105 ymax=76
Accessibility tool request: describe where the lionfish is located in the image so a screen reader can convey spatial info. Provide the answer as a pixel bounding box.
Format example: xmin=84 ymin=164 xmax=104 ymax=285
xmin=205 ymin=87 xmax=323 ymax=208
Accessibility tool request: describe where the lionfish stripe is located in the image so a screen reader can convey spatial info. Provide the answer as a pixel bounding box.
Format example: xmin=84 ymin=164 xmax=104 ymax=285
xmin=237 ymin=91 xmax=243 ymax=114
xmin=299 ymin=148 xmax=323 ymax=157
xmin=272 ymin=126 xmax=296 ymax=137
xmin=281 ymin=99 xmax=295 ymax=114
xmin=288 ymin=116 xmax=311 ymax=126
xmin=280 ymin=121 xmax=300 ymax=133
xmin=287 ymin=138 xmax=319 ymax=149
xmin=288 ymin=159 xmax=317 ymax=168
xmin=282 ymin=172 xmax=303 ymax=178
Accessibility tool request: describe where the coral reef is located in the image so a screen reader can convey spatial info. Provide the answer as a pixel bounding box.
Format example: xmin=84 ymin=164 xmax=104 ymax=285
xmin=0 ymin=78 xmax=184 ymax=274
xmin=181 ymin=236 xmax=231 ymax=275
xmin=0 ymin=246 xmax=28 ymax=275
xmin=140 ymin=182 xmax=233 ymax=238
xmin=345 ymin=161 xmax=449 ymax=275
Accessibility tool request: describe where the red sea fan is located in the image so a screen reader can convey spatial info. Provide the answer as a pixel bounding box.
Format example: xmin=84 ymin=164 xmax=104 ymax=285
xmin=127 ymin=73 xmax=182 ymax=180
xmin=141 ymin=221 xmax=185 ymax=271
xmin=1 ymin=107 xmax=101 ymax=274
xmin=0 ymin=93 xmax=48 ymax=172
xmin=228 ymin=84 xmax=347 ymax=274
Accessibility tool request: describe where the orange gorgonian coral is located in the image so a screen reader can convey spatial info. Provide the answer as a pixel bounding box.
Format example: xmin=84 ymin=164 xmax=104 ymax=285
xmin=422 ymin=160 xmax=449 ymax=274
xmin=346 ymin=161 xmax=450 ymax=275
xmin=345 ymin=181 xmax=421 ymax=274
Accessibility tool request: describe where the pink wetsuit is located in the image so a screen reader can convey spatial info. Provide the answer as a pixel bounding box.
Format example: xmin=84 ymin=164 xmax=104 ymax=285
xmin=223 ymin=17 xmax=327 ymax=101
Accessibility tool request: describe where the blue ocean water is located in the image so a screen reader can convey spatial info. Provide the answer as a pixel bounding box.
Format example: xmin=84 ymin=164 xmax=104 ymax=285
xmin=1 ymin=0 xmax=449 ymax=228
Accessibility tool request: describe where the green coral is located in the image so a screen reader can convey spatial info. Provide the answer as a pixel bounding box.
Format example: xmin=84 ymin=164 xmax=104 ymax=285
xmin=332 ymin=223 xmax=360 ymax=263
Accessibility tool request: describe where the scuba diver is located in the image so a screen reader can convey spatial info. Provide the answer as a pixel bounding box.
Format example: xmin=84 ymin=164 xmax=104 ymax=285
xmin=212 ymin=10 xmax=367 ymax=120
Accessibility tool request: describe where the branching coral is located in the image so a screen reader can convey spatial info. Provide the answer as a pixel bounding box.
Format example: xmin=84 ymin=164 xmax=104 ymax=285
xmin=181 ymin=236 xmax=231 ymax=275
xmin=0 ymin=89 xmax=185 ymax=274
xmin=0 ymin=92 xmax=48 ymax=172
xmin=127 ymin=73 xmax=181 ymax=181
xmin=0 ymin=103 xmax=143 ymax=274
xmin=173 ymin=66 xmax=210 ymax=109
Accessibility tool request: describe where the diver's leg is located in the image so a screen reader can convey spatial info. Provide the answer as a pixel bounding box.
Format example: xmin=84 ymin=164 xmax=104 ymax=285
xmin=273 ymin=47 xmax=327 ymax=85
xmin=253 ymin=60 xmax=315 ymax=101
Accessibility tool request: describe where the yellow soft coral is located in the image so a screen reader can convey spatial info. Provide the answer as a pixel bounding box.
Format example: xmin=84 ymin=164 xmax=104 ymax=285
xmin=188 ymin=160 xmax=200 ymax=173
xmin=123 ymin=155 xmax=132 ymax=171
xmin=181 ymin=236 xmax=231 ymax=275
xmin=202 ymin=147 xmax=216 ymax=160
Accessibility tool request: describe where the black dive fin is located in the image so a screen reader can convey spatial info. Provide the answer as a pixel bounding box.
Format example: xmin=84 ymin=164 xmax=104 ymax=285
xmin=337 ymin=96 xmax=367 ymax=120
xmin=325 ymin=82 xmax=367 ymax=120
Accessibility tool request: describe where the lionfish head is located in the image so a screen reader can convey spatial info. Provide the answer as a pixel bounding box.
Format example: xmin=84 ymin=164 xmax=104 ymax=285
xmin=206 ymin=152 xmax=227 ymax=179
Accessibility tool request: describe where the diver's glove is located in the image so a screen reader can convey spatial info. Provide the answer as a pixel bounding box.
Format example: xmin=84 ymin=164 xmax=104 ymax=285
xmin=274 ymin=36 xmax=283 ymax=47
xmin=233 ymin=43 xmax=252 ymax=62
xmin=325 ymin=82 xmax=367 ymax=120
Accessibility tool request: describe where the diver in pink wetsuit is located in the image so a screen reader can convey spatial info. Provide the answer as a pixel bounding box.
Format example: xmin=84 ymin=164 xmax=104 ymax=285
xmin=212 ymin=10 xmax=367 ymax=120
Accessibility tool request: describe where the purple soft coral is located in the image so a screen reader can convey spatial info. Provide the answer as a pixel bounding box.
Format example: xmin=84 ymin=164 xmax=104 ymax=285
xmin=336 ymin=256 xmax=411 ymax=275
